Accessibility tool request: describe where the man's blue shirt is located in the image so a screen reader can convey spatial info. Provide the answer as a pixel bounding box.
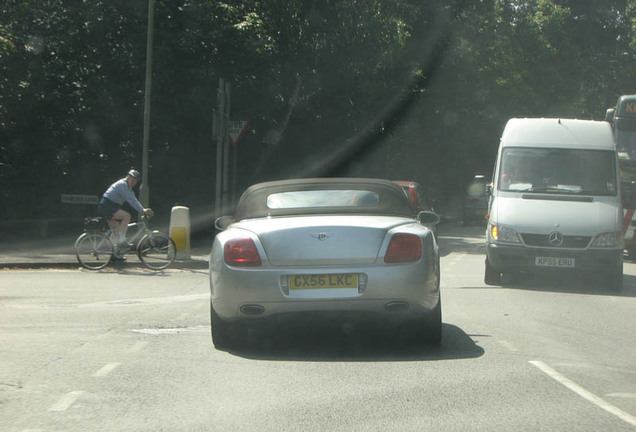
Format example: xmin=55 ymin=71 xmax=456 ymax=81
xmin=102 ymin=178 xmax=145 ymax=213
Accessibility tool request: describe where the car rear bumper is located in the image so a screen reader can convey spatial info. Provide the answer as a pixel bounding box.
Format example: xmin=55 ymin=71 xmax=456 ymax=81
xmin=212 ymin=297 xmax=440 ymax=324
xmin=210 ymin=263 xmax=440 ymax=322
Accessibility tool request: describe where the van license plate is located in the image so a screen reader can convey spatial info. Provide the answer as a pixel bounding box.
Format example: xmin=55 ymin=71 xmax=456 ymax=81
xmin=535 ymin=257 xmax=575 ymax=268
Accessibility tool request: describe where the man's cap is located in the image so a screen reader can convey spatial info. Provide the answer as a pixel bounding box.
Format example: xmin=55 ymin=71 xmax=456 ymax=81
xmin=127 ymin=169 xmax=141 ymax=180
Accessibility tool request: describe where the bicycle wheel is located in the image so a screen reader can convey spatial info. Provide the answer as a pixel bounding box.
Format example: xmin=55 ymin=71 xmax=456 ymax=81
xmin=75 ymin=232 xmax=114 ymax=270
xmin=137 ymin=232 xmax=177 ymax=270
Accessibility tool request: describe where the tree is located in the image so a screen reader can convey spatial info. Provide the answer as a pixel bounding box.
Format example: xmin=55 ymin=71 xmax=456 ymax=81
xmin=1 ymin=0 xmax=635 ymax=226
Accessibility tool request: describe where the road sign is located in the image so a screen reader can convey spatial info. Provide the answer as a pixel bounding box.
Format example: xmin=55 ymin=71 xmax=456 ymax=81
xmin=229 ymin=119 xmax=250 ymax=146
xmin=61 ymin=194 xmax=98 ymax=205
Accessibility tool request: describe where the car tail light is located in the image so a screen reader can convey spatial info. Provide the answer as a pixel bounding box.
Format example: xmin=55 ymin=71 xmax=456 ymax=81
xmin=384 ymin=233 xmax=422 ymax=263
xmin=224 ymin=238 xmax=262 ymax=267
xmin=409 ymin=188 xmax=417 ymax=203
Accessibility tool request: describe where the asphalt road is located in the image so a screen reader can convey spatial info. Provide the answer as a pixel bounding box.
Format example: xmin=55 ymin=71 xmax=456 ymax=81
xmin=1 ymin=225 xmax=635 ymax=431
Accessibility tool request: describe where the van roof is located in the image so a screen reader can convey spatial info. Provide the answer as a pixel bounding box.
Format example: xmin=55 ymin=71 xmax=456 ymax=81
xmin=501 ymin=118 xmax=615 ymax=150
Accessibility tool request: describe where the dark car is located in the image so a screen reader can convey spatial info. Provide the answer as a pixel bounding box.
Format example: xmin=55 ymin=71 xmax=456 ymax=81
xmin=463 ymin=175 xmax=489 ymax=225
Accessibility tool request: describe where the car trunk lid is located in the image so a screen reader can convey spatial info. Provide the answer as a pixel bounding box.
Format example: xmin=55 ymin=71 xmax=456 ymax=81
xmin=234 ymin=215 xmax=414 ymax=266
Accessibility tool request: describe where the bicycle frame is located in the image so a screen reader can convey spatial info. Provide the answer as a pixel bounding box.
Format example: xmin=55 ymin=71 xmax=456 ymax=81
xmin=108 ymin=215 xmax=152 ymax=252
xmin=76 ymin=214 xmax=176 ymax=270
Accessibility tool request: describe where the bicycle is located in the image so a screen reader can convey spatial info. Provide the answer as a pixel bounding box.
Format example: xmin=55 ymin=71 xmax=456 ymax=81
xmin=74 ymin=213 xmax=177 ymax=271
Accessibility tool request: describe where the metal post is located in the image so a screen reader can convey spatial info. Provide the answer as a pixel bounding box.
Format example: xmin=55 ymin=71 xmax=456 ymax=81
xmin=222 ymin=82 xmax=231 ymax=212
xmin=231 ymin=142 xmax=238 ymax=203
xmin=215 ymin=79 xmax=225 ymax=218
xmin=139 ymin=0 xmax=155 ymax=207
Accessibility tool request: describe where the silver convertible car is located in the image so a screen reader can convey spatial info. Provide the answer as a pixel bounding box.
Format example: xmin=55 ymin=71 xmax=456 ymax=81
xmin=209 ymin=178 xmax=442 ymax=349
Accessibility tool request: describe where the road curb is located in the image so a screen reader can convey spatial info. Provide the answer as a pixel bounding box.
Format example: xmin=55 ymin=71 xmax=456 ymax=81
xmin=0 ymin=260 xmax=209 ymax=271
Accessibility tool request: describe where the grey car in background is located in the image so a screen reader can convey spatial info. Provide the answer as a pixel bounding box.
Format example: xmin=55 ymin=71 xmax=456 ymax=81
xmin=463 ymin=174 xmax=489 ymax=225
xmin=209 ymin=178 xmax=441 ymax=349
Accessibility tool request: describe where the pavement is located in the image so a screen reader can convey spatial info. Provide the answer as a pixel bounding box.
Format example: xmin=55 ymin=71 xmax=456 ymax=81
xmin=0 ymin=233 xmax=212 ymax=270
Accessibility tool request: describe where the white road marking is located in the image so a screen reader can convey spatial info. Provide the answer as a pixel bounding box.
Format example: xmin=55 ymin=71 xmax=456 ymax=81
xmin=3 ymin=293 xmax=209 ymax=309
xmin=553 ymin=362 xmax=593 ymax=369
xmin=92 ymin=362 xmax=121 ymax=377
xmin=127 ymin=341 xmax=149 ymax=353
xmin=48 ymin=391 xmax=84 ymax=411
xmin=607 ymin=393 xmax=636 ymax=399
xmin=554 ymin=362 xmax=636 ymax=376
xmin=194 ymin=302 xmax=207 ymax=311
xmin=73 ymin=293 xmax=208 ymax=308
xmin=443 ymin=253 xmax=466 ymax=269
xmin=530 ymin=361 xmax=636 ymax=426
xmin=130 ymin=325 xmax=208 ymax=335
xmin=101 ymin=293 xmax=208 ymax=307
xmin=498 ymin=339 xmax=519 ymax=351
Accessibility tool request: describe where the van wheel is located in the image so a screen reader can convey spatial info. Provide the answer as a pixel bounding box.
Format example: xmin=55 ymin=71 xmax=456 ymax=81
xmin=484 ymin=258 xmax=502 ymax=286
xmin=607 ymin=263 xmax=623 ymax=292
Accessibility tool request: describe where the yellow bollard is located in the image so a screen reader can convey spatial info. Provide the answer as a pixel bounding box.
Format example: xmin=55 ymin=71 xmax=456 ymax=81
xmin=169 ymin=206 xmax=191 ymax=259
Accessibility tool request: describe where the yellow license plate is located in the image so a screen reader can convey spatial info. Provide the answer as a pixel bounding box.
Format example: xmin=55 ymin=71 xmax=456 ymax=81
xmin=289 ymin=274 xmax=358 ymax=290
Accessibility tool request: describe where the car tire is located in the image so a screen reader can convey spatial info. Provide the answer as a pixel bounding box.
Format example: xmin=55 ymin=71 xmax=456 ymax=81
xmin=210 ymin=304 xmax=245 ymax=350
xmin=411 ymin=297 xmax=442 ymax=346
xmin=484 ymin=257 xmax=502 ymax=286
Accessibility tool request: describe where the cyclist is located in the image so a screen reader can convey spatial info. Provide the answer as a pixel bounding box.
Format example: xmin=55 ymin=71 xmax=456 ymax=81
xmin=98 ymin=169 xmax=154 ymax=252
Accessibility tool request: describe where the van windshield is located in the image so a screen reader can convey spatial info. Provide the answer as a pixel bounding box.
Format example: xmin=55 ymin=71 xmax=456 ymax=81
xmin=498 ymin=147 xmax=617 ymax=196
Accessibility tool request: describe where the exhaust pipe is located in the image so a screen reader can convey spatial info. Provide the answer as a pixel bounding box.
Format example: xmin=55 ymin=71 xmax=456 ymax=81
xmin=384 ymin=301 xmax=409 ymax=312
xmin=240 ymin=304 xmax=265 ymax=316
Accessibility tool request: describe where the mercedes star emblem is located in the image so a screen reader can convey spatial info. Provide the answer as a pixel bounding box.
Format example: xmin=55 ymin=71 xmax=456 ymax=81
xmin=548 ymin=231 xmax=564 ymax=247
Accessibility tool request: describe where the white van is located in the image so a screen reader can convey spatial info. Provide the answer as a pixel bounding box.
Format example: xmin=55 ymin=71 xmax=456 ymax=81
xmin=485 ymin=118 xmax=624 ymax=291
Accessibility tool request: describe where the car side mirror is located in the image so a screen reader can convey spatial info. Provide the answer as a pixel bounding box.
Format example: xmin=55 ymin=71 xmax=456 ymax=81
xmin=417 ymin=211 xmax=440 ymax=226
xmin=214 ymin=215 xmax=234 ymax=231
xmin=485 ymin=183 xmax=493 ymax=196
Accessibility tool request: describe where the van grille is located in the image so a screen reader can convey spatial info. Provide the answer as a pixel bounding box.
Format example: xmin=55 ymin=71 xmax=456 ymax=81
xmin=521 ymin=234 xmax=591 ymax=249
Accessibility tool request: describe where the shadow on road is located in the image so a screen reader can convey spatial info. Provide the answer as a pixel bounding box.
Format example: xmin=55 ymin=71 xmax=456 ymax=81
xmin=226 ymin=322 xmax=484 ymax=362
xmin=437 ymin=237 xmax=485 ymax=257
xmin=436 ymin=222 xmax=485 ymax=257
xmin=494 ymin=271 xmax=636 ymax=298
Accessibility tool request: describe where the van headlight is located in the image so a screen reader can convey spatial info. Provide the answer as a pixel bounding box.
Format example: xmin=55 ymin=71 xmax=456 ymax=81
xmin=590 ymin=232 xmax=622 ymax=248
xmin=489 ymin=224 xmax=521 ymax=244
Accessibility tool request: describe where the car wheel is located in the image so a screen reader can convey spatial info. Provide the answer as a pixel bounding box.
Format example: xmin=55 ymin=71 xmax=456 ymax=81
xmin=484 ymin=257 xmax=502 ymax=286
xmin=412 ymin=297 xmax=442 ymax=346
xmin=210 ymin=304 xmax=245 ymax=350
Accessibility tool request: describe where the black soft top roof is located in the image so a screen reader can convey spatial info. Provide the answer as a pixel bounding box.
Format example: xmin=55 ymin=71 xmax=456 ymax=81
xmin=234 ymin=178 xmax=415 ymax=220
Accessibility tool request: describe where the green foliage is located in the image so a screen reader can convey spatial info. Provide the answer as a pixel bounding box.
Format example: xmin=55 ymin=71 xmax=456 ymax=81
xmin=0 ymin=0 xmax=635 ymax=220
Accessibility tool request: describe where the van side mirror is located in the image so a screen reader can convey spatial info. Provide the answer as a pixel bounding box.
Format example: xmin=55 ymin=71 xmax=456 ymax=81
xmin=485 ymin=183 xmax=493 ymax=196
